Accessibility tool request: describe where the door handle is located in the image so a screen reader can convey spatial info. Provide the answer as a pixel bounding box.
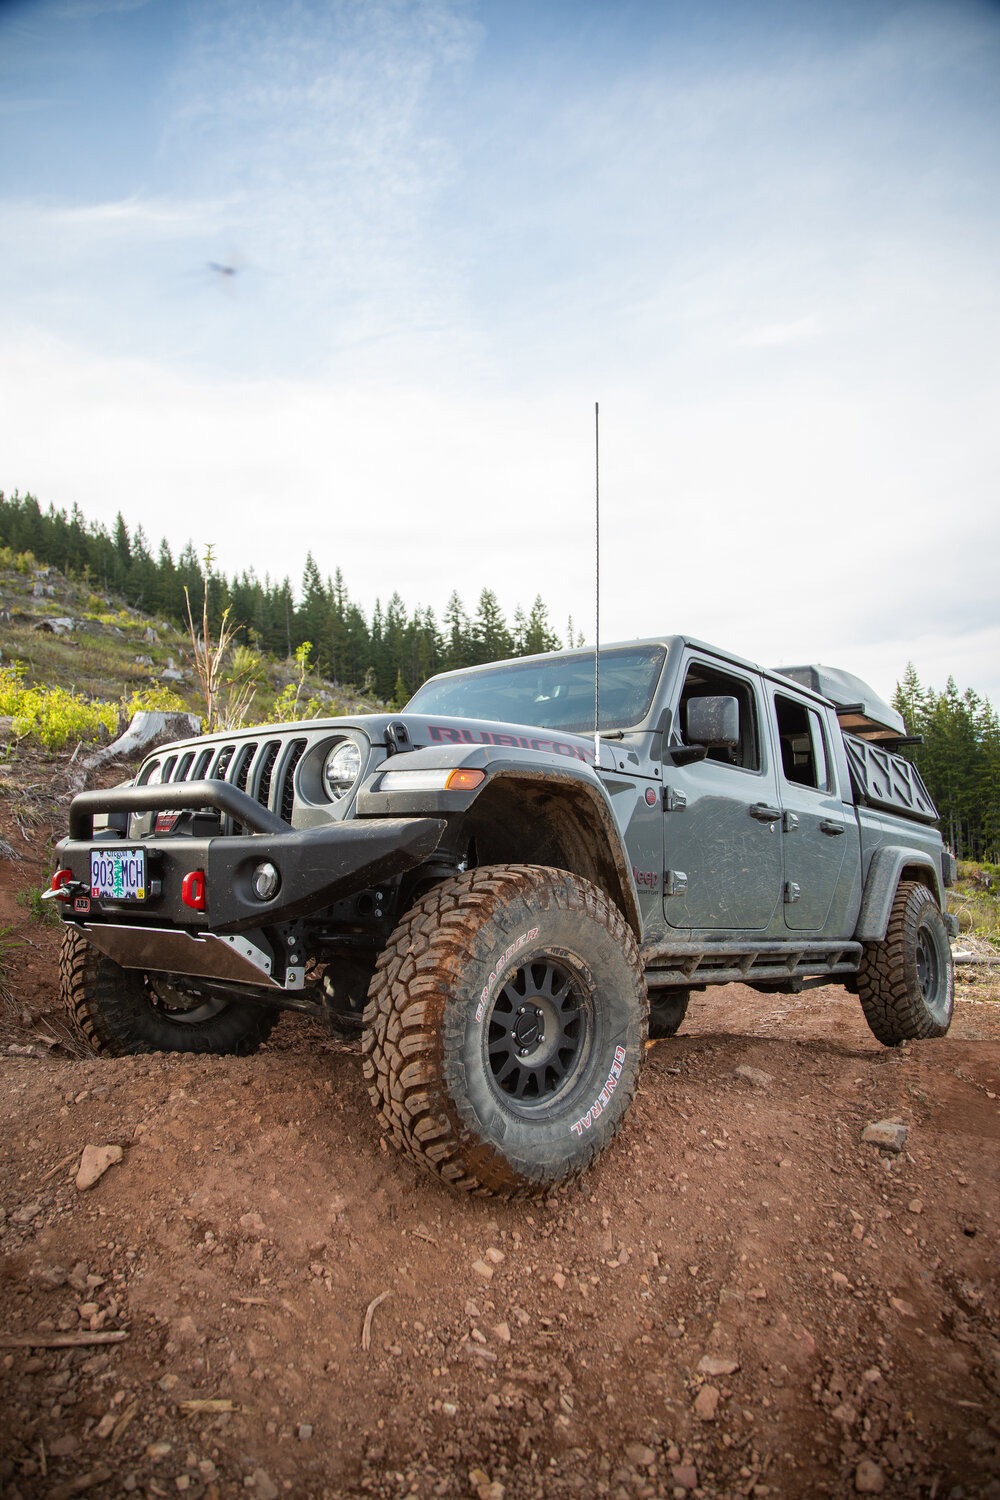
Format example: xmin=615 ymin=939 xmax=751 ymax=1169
xmin=749 ymin=803 xmax=781 ymax=822
xmin=819 ymin=819 xmax=845 ymax=836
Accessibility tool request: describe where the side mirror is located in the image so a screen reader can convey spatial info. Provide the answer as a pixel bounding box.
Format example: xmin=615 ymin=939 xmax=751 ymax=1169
xmin=684 ymin=695 xmax=740 ymax=749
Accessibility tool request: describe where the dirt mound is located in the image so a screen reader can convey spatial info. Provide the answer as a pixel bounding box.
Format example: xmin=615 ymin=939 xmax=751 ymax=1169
xmin=1 ymin=747 xmax=998 ymax=1499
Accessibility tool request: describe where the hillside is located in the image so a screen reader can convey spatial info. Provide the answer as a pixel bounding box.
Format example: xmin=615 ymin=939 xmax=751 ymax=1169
xmin=0 ymin=571 xmax=998 ymax=1500
xmin=0 ymin=556 xmax=382 ymax=728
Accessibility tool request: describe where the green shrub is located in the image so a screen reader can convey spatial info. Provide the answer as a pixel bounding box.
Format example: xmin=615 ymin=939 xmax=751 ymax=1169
xmin=123 ymin=684 xmax=190 ymax=717
xmin=0 ymin=546 xmax=38 ymax=574
xmin=1 ymin=663 xmax=117 ymax=749
xmin=1 ymin=663 xmax=196 ymax=751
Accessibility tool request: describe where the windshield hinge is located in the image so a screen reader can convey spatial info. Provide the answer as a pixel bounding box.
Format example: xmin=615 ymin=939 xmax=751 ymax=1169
xmin=386 ymin=721 xmax=411 ymax=756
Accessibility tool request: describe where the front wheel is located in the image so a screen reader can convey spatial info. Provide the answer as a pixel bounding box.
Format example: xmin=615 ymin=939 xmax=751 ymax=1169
xmin=60 ymin=926 xmax=279 ymax=1056
xmin=361 ymin=865 xmax=648 ymax=1196
xmin=857 ymin=881 xmax=954 ymax=1045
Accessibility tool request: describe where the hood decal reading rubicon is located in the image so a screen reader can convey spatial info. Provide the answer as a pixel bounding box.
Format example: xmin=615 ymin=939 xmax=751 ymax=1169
xmin=427 ymin=724 xmax=590 ymax=763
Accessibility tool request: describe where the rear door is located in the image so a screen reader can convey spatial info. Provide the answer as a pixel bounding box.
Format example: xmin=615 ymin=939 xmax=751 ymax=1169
xmin=770 ymin=691 xmax=850 ymax=930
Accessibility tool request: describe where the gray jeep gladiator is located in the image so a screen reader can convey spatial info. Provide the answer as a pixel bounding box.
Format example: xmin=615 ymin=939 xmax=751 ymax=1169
xmin=49 ymin=636 xmax=956 ymax=1196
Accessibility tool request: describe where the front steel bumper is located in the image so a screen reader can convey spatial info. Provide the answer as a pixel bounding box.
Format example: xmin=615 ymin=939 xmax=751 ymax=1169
xmin=56 ymin=779 xmax=446 ymax=936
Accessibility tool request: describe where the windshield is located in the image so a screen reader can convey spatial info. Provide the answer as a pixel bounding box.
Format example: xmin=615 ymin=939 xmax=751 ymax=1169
xmin=406 ymin=645 xmax=666 ymax=733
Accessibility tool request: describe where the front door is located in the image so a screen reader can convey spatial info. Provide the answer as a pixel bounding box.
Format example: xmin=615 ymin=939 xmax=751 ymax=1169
xmin=662 ymin=658 xmax=783 ymax=932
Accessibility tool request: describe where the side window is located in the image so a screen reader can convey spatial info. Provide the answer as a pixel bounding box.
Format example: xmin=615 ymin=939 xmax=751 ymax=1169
xmin=774 ymin=694 xmax=831 ymax=791
xmin=677 ymin=662 xmax=761 ymax=771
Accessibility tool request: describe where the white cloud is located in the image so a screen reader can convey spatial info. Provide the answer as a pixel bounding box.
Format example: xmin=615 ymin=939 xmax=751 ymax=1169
xmin=1 ymin=0 xmax=998 ymax=708
xmin=3 ymin=327 xmax=998 ymax=708
xmin=737 ymin=315 xmax=824 ymax=349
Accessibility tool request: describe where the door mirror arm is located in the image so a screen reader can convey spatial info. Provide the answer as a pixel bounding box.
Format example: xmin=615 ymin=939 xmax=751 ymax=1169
xmin=663 ymin=743 xmax=708 ymax=767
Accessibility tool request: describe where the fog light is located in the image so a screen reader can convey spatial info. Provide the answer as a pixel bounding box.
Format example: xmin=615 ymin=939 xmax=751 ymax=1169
xmin=251 ymin=861 xmax=280 ymax=901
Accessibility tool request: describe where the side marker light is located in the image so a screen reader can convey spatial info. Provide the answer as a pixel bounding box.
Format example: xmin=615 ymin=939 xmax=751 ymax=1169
xmin=445 ymin=769 xmax=486 ymax=791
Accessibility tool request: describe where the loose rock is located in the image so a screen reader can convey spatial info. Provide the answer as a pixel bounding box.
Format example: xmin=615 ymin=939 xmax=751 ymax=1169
xmin=76 ymin=1145 xmax=124 ymax=1191
xmin=734 ymin=1065 xmax=773 ymax=1089
xmin=861 ymin=1121 xmax=908 ymax=1153
xmin=693 ymin=1384 xmax=720 ymax=1421
xmin=854 ymin=1458 xmax=886 ymax=1493
xmin=697 ymin=1354 xmax=740 ymax=1377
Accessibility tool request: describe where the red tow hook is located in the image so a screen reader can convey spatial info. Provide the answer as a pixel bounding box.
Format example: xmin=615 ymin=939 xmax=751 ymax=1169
xmin=41 ymin=869 xmax=79 ymax=904
xmin=181 ymin=870 xmax=208 ymax=912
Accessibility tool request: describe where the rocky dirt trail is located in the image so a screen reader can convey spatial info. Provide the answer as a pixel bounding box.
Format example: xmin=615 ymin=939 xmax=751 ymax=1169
xmin=1 ymin=749 xmax=998 ymax=1500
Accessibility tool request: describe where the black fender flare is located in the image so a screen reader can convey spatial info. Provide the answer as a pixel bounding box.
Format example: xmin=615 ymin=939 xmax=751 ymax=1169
xmin=357 ymin=745 xmax=643 ymax=936
xmin=854 ymin=846 xmax=943 ymax=942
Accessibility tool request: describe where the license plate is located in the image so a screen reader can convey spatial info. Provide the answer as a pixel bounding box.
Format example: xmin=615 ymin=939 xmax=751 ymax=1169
xmin=90 ymin=848 xmax=147 ymax=902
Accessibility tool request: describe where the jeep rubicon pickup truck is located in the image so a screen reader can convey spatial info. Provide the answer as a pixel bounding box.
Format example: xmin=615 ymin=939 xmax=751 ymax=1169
xmin=48 ymin=636 xmax=956 ymax=1196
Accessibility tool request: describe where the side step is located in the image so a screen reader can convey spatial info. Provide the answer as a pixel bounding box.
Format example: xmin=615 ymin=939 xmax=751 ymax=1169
xmin=642 ymin=939 xmax=862 ymax=991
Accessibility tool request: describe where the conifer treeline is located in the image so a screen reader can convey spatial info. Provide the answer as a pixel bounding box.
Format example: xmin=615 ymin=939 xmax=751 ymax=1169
xmin=894 ymin=666 xmax=1000 ymax=864
xmin=0 ymin=490 xmax=568 ymax=702
xmin=3 ymin=491 xmax=997 ymax=857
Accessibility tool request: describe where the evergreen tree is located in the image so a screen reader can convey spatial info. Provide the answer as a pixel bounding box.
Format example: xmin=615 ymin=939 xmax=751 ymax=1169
xmin=520 ymin=595 xmax=561 ymax=656
xmin=443 ymin=591 xmax=472 ymax=670
xmin=472 ymin=588 xmax=513 ymax=665
xmin=295 ymin=553 xmax=329 ymax=665
xmin=128 ymin=525 xmax=157 ymax=611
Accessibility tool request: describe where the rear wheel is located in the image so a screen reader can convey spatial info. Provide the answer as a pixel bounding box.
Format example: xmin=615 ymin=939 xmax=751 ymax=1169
xmin=648 ymin=988 xmax=689 ymax=1038
xmin=857 ymin=882 xmax=954 ymax=1045
xmin=362 ymin=865 xmax=648 ymax=1196
xmin=60 ymin=926 xmax=279 ymax=1056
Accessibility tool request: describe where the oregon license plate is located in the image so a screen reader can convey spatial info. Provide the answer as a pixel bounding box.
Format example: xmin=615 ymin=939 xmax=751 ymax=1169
xmin=90 ymin=848 xmax=147 ymax=902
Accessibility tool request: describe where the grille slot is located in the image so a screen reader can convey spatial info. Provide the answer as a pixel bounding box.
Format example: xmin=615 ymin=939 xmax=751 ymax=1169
xmin=280 ymin=741 xmax=307 ymax=824
xmin=213 ymin=745 xmax=235 ymax=779
xmin=234 ymin=743 xmax=258 ymax=794
xmin=257 ymin=742 xmax=280 ymax=809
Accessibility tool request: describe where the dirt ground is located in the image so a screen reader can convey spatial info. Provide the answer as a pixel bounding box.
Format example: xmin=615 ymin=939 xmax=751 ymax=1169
xmin=1 ymin=748 xmax=998 ymax=1500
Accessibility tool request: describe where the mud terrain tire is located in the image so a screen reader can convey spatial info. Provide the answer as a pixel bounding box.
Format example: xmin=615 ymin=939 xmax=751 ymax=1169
xmin=361 ymin=865 xmax=648 ymax=1196
xmin=857 ymin=881 xmax=954 ymax=1045
xmin=60 ymin=926 xmax=279 ymax=1056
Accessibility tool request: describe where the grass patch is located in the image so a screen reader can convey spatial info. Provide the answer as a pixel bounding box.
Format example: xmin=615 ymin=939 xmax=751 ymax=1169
xmin=17 ymin=885 xmax=60 ymax=926
xmin=0 ymin=925 xmax=22 ymax=1010
xmin=950 ymin=861 xmax=1000 ymax=948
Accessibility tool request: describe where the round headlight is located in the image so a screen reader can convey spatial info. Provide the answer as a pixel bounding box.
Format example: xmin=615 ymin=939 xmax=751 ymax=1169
xmin=323 ymin=740 xmax=362 ymax=801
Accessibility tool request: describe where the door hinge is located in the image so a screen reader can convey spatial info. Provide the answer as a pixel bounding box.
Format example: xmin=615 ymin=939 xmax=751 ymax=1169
xmin=783 ymin=810 xmax=799 ymax=833
xmin=663 ymin=786 xmax=687 ymax=812
xmin=784 ymin=881 xmax=801 ymax=904
xmin=664 ymin=869 xmax=688 ymax=897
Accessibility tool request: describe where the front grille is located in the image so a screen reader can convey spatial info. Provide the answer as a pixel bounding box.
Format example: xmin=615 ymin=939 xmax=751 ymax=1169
xmin=140 ymin=734 xmax=312 ymax=829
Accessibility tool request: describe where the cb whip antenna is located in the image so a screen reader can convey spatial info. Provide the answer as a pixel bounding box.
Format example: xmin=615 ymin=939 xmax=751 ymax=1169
xmin=594 ymin=400 xmax=600 ymax=769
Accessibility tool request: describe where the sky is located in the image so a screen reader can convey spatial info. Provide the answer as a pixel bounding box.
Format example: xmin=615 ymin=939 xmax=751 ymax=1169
xmin=1 ymin=0 xmax=998 ymax=710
